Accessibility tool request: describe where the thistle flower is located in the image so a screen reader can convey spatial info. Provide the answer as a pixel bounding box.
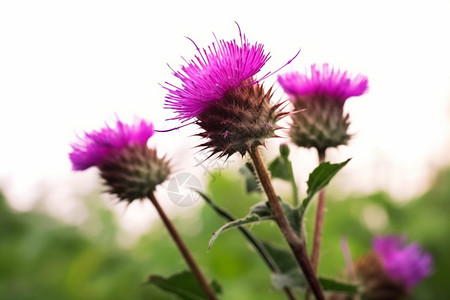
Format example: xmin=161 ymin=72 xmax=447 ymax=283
xmin=354 ymin=236 xmax=433 ymax=300
xmin=69 ymin=118 xmax=170 ymax=202
xmin=164 ymin=27 xmax=289 ymax=158
xmin=278 ymin=64 xmax=368 ymax=152
xmin=374 ymin=236 xmax=433 ymax=289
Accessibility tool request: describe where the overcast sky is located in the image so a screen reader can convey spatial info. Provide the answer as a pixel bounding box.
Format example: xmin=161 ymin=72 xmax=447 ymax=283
xmin=1 ymin=0 xmax=449 ymax=234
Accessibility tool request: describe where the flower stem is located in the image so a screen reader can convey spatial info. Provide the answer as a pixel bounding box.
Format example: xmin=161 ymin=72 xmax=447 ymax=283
xmin=310 ymin=148 xmax=326 ymax=273
xmin=249 ymin=147 xmax=324 ymax=300
xmin=148 ymin=192 xmax=218 ymax=300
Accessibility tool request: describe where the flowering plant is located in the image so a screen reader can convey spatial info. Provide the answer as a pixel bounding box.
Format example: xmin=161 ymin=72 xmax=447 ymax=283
xmin=69 ymin=25 xmax=433 ymax=300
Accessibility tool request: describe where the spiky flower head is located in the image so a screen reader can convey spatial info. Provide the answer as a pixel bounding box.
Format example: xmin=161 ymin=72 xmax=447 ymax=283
xmin=69 ymin=118 xmax=170 ymax=202
xmin=164 ymin=27 xmax=289 ymax=158
xmin=278 ymin=64 xmax=368 ymax=152
xmin=354 ymin=236 xmax=433 ymax=300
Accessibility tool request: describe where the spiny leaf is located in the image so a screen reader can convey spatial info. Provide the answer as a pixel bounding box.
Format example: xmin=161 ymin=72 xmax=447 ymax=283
xmin=300 ymin=159 xmax=351 ymax=216
xmin=145 ymin=271 xmax=222 ymax=300
xmin=208 ymin=198 xmax=299 ymax=250
xmin=199 ymin=192 xmax=280 ymax=272
xmin=306 ymin=159 xmax=351 ymax=199
xmin=208 ymin=202 xmax=273 ymax=250
xmin=239 ymin=162 xmax=262 ymax=193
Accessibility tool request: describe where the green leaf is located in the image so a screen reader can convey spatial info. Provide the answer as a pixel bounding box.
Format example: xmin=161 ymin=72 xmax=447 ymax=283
xmin=280 ymin=201 xmax=301 ymax=236
xmin=250 ymin=201 xmax=273 ymax=218
xmin=208 ymin=202 xmax=273 ymax=250
xmin=300 ymin=159 xmax=351 ymax=215
xmin=271 ymin=268 xmax=306 ymax=291
xmin=199 ymin=192 xmax=280 ymax=273
xmin=268 ymin=156 xmax=291 ymax=181
xmin=208 ymin=197 xmax=300 ymax=250
xmin=306 ymin=159 xmax=351 ymax=200
xmin=261 ymin=242 xmax=297 ymax=273
xmin=319 ymin=277 xmax=358 ymax=294
xmin=145 ymin=271 xmax=222 ymax=300
xmin=268 ymin=144 xmax=300 ymax=206
xmin=261 ymin=242 xmax=307 ymax=290
xmin=239 ymin=162 xmax=262 ymax=193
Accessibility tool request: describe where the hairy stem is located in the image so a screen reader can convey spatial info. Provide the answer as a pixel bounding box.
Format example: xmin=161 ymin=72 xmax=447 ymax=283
xmin=310 ymin=148 xmax=326 ymax=273
xmin=249 ymin=147 xmax=324 ymax=300
xmin=148 ymin=192 xmax=217 ymax=300
xmin=287 ymin=159 xmax=300 ymax=206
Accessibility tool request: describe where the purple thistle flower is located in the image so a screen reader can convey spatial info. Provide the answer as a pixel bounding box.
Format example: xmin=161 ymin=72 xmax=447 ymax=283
xmin=69 ymin=118 xmax=170 ymax=202
xmin=278 ymin=63 xmax=368 ymax=103
xmin=164 ymin=31 xmax=270 ymax=122
xmin=164 ymin=26 xmax=290 ymax=157
xmin=70 ymin=119 xmax=155 ymax=171
xmin=277 ymin=64 xmax=368 ymax=151
xmin=374 ymin=235 xmax=433 ymax=289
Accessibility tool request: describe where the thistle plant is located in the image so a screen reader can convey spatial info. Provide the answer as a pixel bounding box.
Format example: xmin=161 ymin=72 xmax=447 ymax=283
xmin=278 ymin=64 xmax=369 ymax=278
xmin=164 ymin=25 xmax=326 ymax=300
xmin=69 ymin=118 xmax=218 ymax=300
xmin=65 ymin=24 xmax=436 ymax=300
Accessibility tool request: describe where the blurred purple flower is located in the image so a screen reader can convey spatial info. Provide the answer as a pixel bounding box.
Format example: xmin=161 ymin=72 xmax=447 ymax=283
xmin=374 ymin=235 xmax=433 ymax=289
xmin=164 ymin=29 xmax=270 ymax=122
xmin=278 ymin=63 xmax=368 ymax=103
xmin=69 ymin=119 xmax=154 ymax=171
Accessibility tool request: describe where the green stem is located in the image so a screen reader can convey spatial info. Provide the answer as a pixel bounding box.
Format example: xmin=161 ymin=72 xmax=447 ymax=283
xmin=148 ymin=192 xmax=218 ymax=300
xmin=286 ymin=158 xmax=299 ymax=206
xmin=310 ymin=148 xmax=326 ymax=273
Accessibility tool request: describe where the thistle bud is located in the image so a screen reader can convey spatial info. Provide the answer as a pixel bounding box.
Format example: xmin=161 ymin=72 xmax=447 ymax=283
xmin=279 ymin=143 xmax=290 ymax=158
xmin=278 ymin=64 xmax=368 ymax=152
xmin=69 ymin=118 xmax=170 ymax=203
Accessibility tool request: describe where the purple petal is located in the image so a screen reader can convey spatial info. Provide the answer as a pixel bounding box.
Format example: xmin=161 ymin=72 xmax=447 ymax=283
xmin=278 ymin=63 xmax=368 ymax=102
xmin=69 ymin=118 xmax=154 ymax=171
xmin=164 ymin=32 xmax=270 ymax=121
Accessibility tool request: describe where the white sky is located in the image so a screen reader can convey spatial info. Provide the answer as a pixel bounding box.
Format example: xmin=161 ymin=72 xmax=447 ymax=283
xmin=0 ymin=0 xmax=449 ymax=233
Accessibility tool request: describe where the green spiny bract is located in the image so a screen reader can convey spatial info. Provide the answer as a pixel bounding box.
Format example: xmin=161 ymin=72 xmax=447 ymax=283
xmin=99 ymin=145 xmax=170 ymax=202
xmin=196 ymin=82 xmax=288 ymax=158
xmin=289 ymin=95 xmax=351 ymax=153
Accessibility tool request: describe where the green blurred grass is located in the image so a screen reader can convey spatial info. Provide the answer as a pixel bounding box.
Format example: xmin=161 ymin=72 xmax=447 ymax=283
xmin=0 ymin=167 xmax=448 ymax=299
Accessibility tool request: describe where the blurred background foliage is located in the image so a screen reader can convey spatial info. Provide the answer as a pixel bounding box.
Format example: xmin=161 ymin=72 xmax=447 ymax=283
xmin=0 ymin=165 xmax=449 ymax=299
